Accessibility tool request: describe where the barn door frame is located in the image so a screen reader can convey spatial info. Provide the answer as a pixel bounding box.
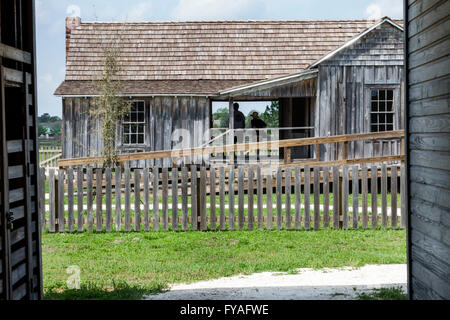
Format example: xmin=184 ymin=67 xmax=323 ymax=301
xmin=0 ymin=66 xmax=13 ymax=299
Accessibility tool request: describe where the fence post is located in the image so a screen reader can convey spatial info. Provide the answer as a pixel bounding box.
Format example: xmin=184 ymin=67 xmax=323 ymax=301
xmin=339 ymin=172 xmax=344 ymax=229
xmin=284 ymin=147 xmax=291 ymax=164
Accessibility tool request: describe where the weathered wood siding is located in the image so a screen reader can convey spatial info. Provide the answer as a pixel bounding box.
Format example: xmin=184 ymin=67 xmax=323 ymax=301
xmin=406 ymin=0 xmax=450 ymax=300
xmin=62 ymin=96 xmax=210 ymax=168
xmin=315 ymin=22 xmax=404 ymax=161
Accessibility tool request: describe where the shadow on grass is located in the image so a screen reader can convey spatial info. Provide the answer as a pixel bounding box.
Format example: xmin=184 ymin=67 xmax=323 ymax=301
xmin=44 ymin=281 xmax=167 ymax=300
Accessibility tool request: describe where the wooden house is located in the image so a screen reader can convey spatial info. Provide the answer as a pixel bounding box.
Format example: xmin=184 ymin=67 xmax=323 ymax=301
xmin=405 ymin=0 xmax=449 ymax=300
xmin=55 ymin=17 xmax=404 ymax=167
xmin=0 ymin=0 xmax=42 ymax=300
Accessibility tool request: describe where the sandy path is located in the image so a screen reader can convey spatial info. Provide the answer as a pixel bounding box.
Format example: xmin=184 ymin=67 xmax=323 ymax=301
xmin=144 ymin=264 xmax=407 ymax=300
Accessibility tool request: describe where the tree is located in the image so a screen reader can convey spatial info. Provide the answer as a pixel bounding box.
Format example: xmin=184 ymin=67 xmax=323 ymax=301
xmin=260 ymin=101 xmax=279 ymax=128
xmin=212 ymin=108 xmax=230 ymax=128
xmin=38 ymin=125 xmax=48 ymax=136
xmin=91 ymin=35 xmax=131 ymax=168
xmin=38 ymin=113 xmax=51 ymax=123
xmin=48 ymin=124 xmax=61 ymax=137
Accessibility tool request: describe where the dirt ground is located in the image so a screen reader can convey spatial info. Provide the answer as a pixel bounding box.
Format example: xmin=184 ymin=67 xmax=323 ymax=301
xmin=144 ymin=264 xmax=407 ymax=300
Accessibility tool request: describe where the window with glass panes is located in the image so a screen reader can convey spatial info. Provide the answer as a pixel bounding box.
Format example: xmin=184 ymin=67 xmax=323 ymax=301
xmin=370 ymin=89 xmax=394 ymax=132
xmin=123 ymin=101 xmax=145 ymax=145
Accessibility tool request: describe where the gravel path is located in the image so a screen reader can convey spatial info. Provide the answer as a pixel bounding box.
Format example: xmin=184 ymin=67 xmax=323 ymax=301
xmin=144 ymin=264 xmax=407 ymax=300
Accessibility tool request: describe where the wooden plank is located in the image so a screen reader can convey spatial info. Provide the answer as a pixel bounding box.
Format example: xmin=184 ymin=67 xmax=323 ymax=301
xmin=200 ymin=166 xmax=207 ymax=231
xmin=285 ymin=168 xmax=292 ymax=229
xmin=0 ymin=43 xmax=32 ymax=64
xmin=134 ymin=169 xmax=141 ymax=232
xmin=400 ymin=166 xmax=406 ymax=229
xmin=67 ymin=167 xmax=74 ymax=232
xmin=191 ymin=166 xmax=199 ymax=230
xmin=153 ymin=167 xmax=159 ymax=231
xmin=219 ymin=166 xmax=226 ymax=230
xmin=266 ymin=169 xmax=273 ymax=230
xmin=304 ymin=165 xmax=310 ymax=230
xmin=294 ymin=166 xmax=301 ymax=229
xmin=228 ymin=165 xmax=235 ymax=230
xmin=77 ymin=167 xmax=84 ymax=232
xmin=371 ymin=165 xmax=378 ymax=229
xmin=210 ymin=167 xmax=217 ymax=230
xmin=172 ymin=168 xmax=178 ymax=231
xmin=105 ymin=168 xmax=112 ymax=232
xmin=323 ymin=167 xmax=329 ymax=228
xmin=362 ymin=166 xmax=369 ymax=229
xmin=96 ymin=169 xmax=103 ymax=232
xmin=391 ymin=166 xmax=398 ymax=229
xmin=86 ymin=167 xmax=93 ymax=232
xmin=352 ymin=165 xmax=359 ymax=229
xmin=115 ymin=167 xmax=122 ymax=231
xmin=381 ymin=164 xmax=388 ymax=228
xmin=247 ymin=167 xmax=254 ymax=230
xmin=124 ymin=165 xmax=131 ymax=232
xmin=58 ymin=170 xmax=65 ymax=232
xmin=276 ymin=166 xmax=282 ymax=230
xmin=238 ymin=166 xmax=245 ymax=230
xmin=39 ymin=167 xmax=46 ymax=230
xmin=257 ymin=166 xmax=263 ymax=229
xmin=162 ymin=168 xmax=169 ymax=230
xmin=181 ymin=166 xmax=188 ymax=231
xmin=143 ymin=168 xmax=150 ymax=231
xmin=313 ymin=166 xmax=320 ymax=230
xmin=342 ymin=166 xmax=349 ymax=229
xmin=332 ymin=166 xmax=340 ymax=229
xmin=48 ymin=169 xmax=56 ymax=233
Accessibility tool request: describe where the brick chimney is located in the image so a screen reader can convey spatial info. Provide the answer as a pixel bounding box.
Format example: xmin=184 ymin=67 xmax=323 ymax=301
xmin=65 ymin=17 xmax=81 ymax=59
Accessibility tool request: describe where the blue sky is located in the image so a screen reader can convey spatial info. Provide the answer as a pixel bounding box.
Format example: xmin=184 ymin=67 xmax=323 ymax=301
xmin=35 ymin=0 xmax=403 ymax=117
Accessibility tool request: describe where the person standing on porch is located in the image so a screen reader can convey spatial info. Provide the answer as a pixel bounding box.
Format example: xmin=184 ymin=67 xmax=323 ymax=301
xmin=233 ymin=103 xmax=246 ymax=164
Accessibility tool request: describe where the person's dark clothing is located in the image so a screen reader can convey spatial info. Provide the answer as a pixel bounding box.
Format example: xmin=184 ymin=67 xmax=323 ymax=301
xmin=234 ymin=111 xmax=246 ymax=129
xmin=251 ymin=118 xmax=267 ymax=129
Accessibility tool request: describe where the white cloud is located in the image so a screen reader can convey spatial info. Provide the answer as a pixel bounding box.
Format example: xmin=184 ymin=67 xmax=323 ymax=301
xmin=66 ymin=4 xmax=81 ymax=18
xmin=364 ymin=0 xmax=403 ymax=20
xmin=172 ymin=0 xmax=267 ymax=21
xmin=40 ymin=73 xmax=54 ymax=84
xmin=35 ymin=0 xmax=51 ymax=24
xmin=122 ymin=2 xmax=153 ymax=21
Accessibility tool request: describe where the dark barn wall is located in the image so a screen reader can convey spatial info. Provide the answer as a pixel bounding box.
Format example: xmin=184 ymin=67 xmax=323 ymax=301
xmin=315 ymin=22 xmax=404 ymax=161
xmin=0 ymin=0 xmax=42 ymax=300
xmin=62 ymin=96 xmax=210 ymax=168
xmin=406 ymin=0 xmax=450 ymax=300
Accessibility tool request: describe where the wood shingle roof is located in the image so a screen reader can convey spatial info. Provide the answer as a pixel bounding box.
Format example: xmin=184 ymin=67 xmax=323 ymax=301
xmin=56 ymin=18 xmax=403 ymax=95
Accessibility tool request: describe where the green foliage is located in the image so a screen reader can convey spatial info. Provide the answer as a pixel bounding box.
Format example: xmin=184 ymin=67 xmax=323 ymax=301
xmin=91 ymin=36 xmax=131 ymax=168
xmin=260 ymin=101 xmax=279 ymax=128
xmin=212 ymin=107 xmax=230 ymax=128
xmin=48 ymin=123 xmax=61 ymax=137
xmin=38 ymin=113 xmax=61 ymax=123
xmin=357 ymin=286 xmax=407 ymax=300
xmin=38 ymin=125 xmax=48 ymax=136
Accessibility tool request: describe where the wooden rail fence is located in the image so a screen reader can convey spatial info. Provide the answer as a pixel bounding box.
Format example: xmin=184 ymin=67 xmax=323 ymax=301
xmin=39 ymin=163 xmax=406 ymax=233
xmin=42 ymin=130 xmax=406 ymax=233
xmin=39 ymin=145 xmax=62 ymax=168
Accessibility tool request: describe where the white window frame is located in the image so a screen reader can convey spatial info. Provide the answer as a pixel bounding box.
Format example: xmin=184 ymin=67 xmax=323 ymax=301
xmin=369 ymin=88 xmax=395 ymax=132
xmin=122 ymin=100 xmax=146 ymax=146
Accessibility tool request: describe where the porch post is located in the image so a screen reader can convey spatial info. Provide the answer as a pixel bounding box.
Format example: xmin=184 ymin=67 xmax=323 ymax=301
xmin=228 ymin=98 xmax=234 ymax=164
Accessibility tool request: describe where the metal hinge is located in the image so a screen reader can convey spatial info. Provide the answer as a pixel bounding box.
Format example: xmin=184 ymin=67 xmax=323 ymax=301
xmin=7 ymin=211 xmax=15 ymax=230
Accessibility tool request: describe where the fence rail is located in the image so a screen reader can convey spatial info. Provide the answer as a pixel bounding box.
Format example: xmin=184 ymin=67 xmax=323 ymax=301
xmin=58 ymin=130 xmax=404 ymax=167
xmin=39 ymin=145 xmax=62 ymax=168
xmin=39 ymin=163 xmax=406 ymax=233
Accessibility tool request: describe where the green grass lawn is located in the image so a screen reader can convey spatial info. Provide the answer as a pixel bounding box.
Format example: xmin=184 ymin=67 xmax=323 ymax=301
xmin=42 ymin=228 xmax=406 ymax=300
